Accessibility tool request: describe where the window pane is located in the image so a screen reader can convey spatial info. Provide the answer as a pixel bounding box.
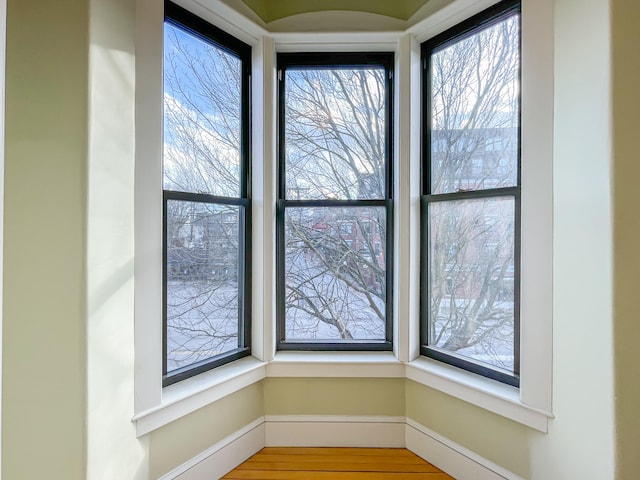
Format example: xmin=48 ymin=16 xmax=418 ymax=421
xmin=430 ymin=14 xmax=519 ymax=194
xmin=284 ymin=206 xmax=387 ymax=341
xmin=285 ymin=68 xmax=387 ymax=200
xmin=163 ymin=22 xmax=242 ymax=197
xmin=166 ymin=200 xmax=241 ymax=372
xmin=427 ymin=197 xmax=515 ymax=372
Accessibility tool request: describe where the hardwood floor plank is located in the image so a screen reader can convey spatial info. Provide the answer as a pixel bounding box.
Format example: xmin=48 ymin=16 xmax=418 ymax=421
xmin=236 ymin=461 xmax=440 ymax=472
xmin=222 ymin=471 xmax=453 ymax=479
xmin=221 ymin=448 xmax=455 ymax=480
xmin=259 ymin=447 xmax=417 ymax=457
xmin=245 ymin=453 xmax=430 ymax=465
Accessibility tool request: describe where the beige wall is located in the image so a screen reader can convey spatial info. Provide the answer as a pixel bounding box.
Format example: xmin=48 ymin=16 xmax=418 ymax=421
xmin=264 ymin=378 xmax=405 ymax=416
xmin=149 ymin=383 xmax=264 ymax=479
xmin=2 ymin=0 xmax=88 ymax=477
xmin=406 ymin=381 xmax=531 ymax=478
xmin=611 ymin=1 xmax=640 ymax=478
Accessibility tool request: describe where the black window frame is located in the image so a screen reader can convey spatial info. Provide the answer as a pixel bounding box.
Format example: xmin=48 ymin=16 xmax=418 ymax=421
xmin=162 ymin=1 xmax=252 ymax=386
xmin=420 ymin=0 xmax=522 ymax=387
xmin=276 ymin=52 xmax=395 ymax=351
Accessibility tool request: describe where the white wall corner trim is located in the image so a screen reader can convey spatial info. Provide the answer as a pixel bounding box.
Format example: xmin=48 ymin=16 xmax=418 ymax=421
xmin=159 ymin=417 xmax=265 ymax=480
xmin=264 ymin=415 xmax=406 ymax=448
xmin=406 ymin=418 xmax=525 ymax=480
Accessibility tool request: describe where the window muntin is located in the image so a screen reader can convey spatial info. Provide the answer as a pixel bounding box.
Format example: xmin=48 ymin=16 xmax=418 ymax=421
xmin=163 ymin=2 xmax=251 ymax=386
xmin=277 ymin=53 xmax=394 ymax=350
xmin=421 ymin=0 xmax=521 ymax=386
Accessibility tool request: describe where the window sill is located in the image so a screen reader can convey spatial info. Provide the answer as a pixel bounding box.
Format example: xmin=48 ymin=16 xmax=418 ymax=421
xmin=267 ymin=351 xmax=405 ymax=377
xmin=132 ymin=353 xmax=551 ymax=436
xmin=132 ymin=356 xmax=266 ymax=436
xmin=406 ymin=357 xmax=552 ymax=432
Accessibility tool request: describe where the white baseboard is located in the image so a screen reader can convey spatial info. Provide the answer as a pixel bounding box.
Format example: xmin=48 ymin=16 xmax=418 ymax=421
xmin=406 ymin=418 xmax=525 ymax=480
xmin=159 ymin=417 xmax=264 ymax=480
xmin=158 ymin=415 xmax=524 ymax=480
xmin=264 ymin=415 xmax=406 ymax=447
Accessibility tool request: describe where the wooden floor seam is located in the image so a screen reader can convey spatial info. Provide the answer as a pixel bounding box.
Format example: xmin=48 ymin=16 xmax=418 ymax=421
xmin=221 ymin=447 xmax=455 ymax=479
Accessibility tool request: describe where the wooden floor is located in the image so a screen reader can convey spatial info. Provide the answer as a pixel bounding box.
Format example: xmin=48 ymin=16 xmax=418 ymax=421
xmin=222 ymin=447 xmax=455 ymax=479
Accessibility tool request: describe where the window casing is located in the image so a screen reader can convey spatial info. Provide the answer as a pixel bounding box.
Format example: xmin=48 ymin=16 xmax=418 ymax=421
xmin=420 ymin=0 xmax=522 ymax=386
xmin=276 ymin=53 xmax=394 ymax=351
xmin=162 ymin=2 xmax=252 ymax=386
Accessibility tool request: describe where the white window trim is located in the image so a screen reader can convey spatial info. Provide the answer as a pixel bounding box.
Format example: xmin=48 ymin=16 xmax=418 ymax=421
xmin=406 ymin=0 xmax=503 ymax=42
xmin=406 ymin=358 xmax=549 ymax=431
xmin=133 ymin=356 xmax=266 ymax=436
xmin=133 ymin=0 xmax=268 ymax=433
xmin=273 ymin=39 xmax=398 ymax=355
xmin=272 ymin=32 xmax=401 ymax=53
xmin=133 ymin=0 xmax=553 ymax=437
xmin=405 ymin=0 xmax=554 ymax=431
xmin=267 ymin=352 xmax=405 ymax=378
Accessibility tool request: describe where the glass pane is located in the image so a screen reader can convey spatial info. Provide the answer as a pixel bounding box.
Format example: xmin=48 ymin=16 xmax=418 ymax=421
xmin=427 ymin=197 xmax=515 ymax=372
xmin=163 ymin=22 xmax=242 ymax=197
xmin=166 ymin=200 xmax=241 ymax=372
xmin=284 ymin=206 xmax=387 ymax=341
xmin=430 ymin=14 xmax=520 ymax=194
xmin=285 ymin=67 xmax=387 ymax=200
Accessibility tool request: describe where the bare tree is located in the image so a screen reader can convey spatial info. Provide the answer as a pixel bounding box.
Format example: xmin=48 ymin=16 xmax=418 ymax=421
xmin=282 ymin=67 xmax=388 ymax=340
xmin=163 ymin=23 xmax=245 ymax=370
xmin=427 ymin=14 xmax=520 ymax=370
xmin=162 ymin=13 xmax=520 ymax=367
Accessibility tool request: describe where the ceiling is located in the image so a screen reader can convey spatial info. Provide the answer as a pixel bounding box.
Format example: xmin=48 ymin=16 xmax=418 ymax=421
xmin=234 ymin=0 xmax=434 ymax=23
